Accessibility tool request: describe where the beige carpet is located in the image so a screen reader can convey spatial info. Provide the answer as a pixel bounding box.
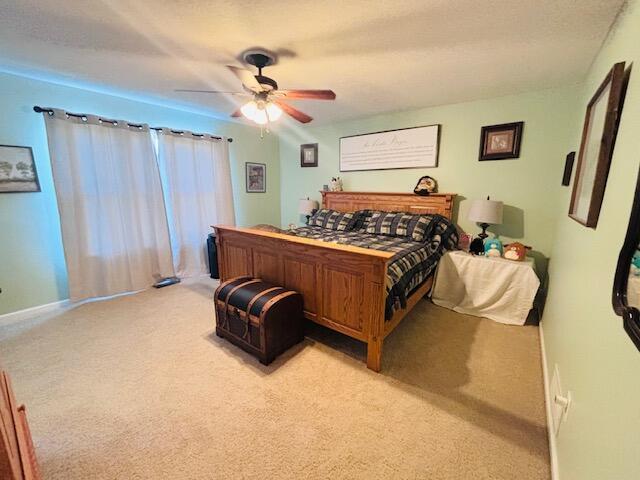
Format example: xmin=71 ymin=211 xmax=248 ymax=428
xmin=0 ymin=277 xmax=550 ymax=479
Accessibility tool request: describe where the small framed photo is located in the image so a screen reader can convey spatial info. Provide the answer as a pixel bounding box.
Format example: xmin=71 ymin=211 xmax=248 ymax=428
xmin=0 ymin=145 xmax=40 ymax=193
xmin=300 ymin=143 xmax=318 ymax=167
xmin=478 ymin=122 xmax=524 ymax=161
xmin=245 ymin=162 xmax=266 ymax=193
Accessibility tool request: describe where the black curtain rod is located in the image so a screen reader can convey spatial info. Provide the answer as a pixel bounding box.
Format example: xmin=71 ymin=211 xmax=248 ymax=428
xmin=33 ymin=106 xmax=233 ymax=142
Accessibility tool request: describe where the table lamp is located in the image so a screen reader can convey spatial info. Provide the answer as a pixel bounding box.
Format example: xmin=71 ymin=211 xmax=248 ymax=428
xmin=467 ymin=196 xmax=503 ymax=239
xmin=299 ymin=198 xmax=319 ymax=224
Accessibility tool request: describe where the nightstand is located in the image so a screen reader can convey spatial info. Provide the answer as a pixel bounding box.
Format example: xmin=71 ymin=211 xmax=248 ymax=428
xmin=431 ymin=250 xmax=540 ymax=325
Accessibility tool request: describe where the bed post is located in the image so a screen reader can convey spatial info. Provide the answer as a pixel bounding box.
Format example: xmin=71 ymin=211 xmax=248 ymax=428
xmin=366 ymin=280 xmax=387 ymax=372
xmin=367 ymin=336 xmax=383 ymax=372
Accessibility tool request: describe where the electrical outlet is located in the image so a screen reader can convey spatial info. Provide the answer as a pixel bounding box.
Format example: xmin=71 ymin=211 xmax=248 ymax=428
xmin=550 ymin=364 xmax=571 ymax=436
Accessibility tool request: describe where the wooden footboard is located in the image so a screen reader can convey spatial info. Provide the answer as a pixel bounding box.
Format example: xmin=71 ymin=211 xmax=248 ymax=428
xmin=214 ymin=226 xmax=394 ymax=371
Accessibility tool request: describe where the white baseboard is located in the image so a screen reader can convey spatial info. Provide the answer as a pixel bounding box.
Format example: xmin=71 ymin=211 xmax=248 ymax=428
xmin=0 ymin=299 xmax=72 ymax=327
xmin=0 ymin=284 xmax=175 ymax=329
xmin=539 ymin=323 xmax=559 ymax=480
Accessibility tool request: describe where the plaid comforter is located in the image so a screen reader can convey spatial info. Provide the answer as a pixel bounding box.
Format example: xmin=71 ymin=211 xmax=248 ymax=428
xmin=289 ymin=215 xmax=458 ymax=320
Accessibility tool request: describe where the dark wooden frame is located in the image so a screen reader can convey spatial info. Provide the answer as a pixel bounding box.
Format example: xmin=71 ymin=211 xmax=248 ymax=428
xmin=0 ymin=145 xmax=40 ymax=193
xmin=339 ymin=124 xmax=441 ymax=172
xmin=478 ymin=122 xmax=524 ymax=161
xmin=612 ymin=165 xmax=640 ymax=352
xmin=245 ymin=162 xmax=266 ymax=193
xmin=569 ymin=62 xmax=627 ymax=228
xmin=300 ymin=143 xmax=318 ymax=167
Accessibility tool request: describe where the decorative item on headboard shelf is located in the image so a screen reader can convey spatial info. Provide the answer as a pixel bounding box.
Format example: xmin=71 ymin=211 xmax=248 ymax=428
xmin=329 ymin=177 xmax=343 ymax=192
xmin=413 ymin=175 xmax=437 ymax=196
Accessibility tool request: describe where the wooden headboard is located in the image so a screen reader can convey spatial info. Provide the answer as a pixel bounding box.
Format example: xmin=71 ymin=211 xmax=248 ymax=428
xmin=320 ymin=191 xmax=456 ymax=219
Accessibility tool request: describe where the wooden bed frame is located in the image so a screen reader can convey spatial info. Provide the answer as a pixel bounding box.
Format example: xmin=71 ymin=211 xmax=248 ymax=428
xmin=214 ymin=191 xmax=455 ymax=372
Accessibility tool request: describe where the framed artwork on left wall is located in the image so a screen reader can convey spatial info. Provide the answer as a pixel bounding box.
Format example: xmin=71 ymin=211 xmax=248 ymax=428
xmin=0 ymin=145 xmax=40 ymax=193
xmin=246 ymin=162 xmax=266 ymax=193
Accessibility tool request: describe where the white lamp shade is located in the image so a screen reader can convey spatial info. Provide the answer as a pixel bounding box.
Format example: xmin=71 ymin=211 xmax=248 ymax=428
xmin=467 ymin=198 xmax=504 ymax=225
xmin=299 ymin=198 xmax=319 ymax=216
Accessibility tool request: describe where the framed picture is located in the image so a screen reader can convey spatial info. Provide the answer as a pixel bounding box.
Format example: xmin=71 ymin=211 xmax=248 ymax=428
xmin=0 ymin=145 xmax=40 ymax=193
xmin=478 ymin=122 xmax=524 ymax=161
xmin=569 ymin=62 xmax=627 ymax=228
xmin=245 ymin=162 xmax=266 ymax=193
xmin=300 ymin=143 xmax=318 ymax=167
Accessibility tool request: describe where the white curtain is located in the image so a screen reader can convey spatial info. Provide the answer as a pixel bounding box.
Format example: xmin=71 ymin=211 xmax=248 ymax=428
xmin=155 ymin=129 xmax=235 ymax=277
xmin=44 ymin=110 xmax=175 ymax=301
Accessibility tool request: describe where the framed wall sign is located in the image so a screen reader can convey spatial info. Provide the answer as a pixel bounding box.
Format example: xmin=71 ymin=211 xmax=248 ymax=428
xmin=478 ymin=122 xmax=524 ymax=161
xmin=569 ymin=62 xmax=627 ymax=228
xmin=339 ymin=125 xmax=440 ymax=172
xmin=300 ymin=143 xmax=318 ymax=167
xmin=245 ymin=162 xmax=266 ymax=193
xmin=0 ymin=145 xmax=40 ymax=193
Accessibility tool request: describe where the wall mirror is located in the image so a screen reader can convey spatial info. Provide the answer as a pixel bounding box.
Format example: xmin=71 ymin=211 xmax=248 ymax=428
xmin=612 ymin=166 xmax=640 ymax=352
xmin=569 ymin=62 xmax=627 ymax=228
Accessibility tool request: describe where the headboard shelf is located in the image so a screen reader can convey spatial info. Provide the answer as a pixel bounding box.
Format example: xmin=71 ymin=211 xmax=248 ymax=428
xmin=320 ymin=191 xmax=455 ymax=219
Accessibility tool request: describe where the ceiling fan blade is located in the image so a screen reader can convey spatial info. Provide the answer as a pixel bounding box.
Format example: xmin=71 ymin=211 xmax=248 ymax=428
xmin=230 ymin=108 xmax=243 ymax=118
xmin=274 ymin=100 xmax=313 ymax=124
xmin=175 ymin=89 xmax=248 ymax=96
xmin=227 ymin=65 xmax=262 ymax=92
xmin=276 ymin=90 xmax=336 ymax=100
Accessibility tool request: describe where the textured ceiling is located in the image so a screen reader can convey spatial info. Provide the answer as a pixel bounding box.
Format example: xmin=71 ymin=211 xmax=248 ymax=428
xmin=0 ymin=0 xmax=625 ymax=125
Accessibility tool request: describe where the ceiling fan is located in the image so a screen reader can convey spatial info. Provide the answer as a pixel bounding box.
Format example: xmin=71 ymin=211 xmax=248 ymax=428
xmin=175 ymin=50 xmax=336 ymax=125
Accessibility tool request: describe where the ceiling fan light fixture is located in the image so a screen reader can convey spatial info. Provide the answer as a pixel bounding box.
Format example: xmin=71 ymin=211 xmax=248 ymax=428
xmin=240 ymin=100 xmax=258 ymax=120
xmin=266 ymin=102 xmax=283 ymax=121
xmin=253 ymin=108 xmax=268 ymax=125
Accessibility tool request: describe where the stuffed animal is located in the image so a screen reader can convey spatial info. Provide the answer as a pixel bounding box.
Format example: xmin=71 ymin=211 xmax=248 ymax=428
xmin=413 ymin=175 xmax=437 ymax=196
xmin=458 ymin=233 xmax=473 ymax=252
xmin=469 ymin=237 xmax=485 ymax=255
xmin=632 ymin=250 xmax=640 ymax=276
xmin=504 ymin=242 xmax=527 ymax=262
xmin=329 ymin=177 xmax=343 ymax=192
xmin=484 ymin=238 xmax=503 ymax=258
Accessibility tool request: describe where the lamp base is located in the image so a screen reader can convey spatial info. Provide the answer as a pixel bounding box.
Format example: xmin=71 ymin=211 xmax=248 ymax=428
xmin=478 ymin=223 xmax=490 ymax=240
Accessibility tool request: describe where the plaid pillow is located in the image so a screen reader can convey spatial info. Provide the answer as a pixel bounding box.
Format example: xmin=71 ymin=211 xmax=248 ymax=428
xmin=352 ymin=210 xmax=374 ymax=231
xmin=365 ymin=212 xmax=436 ymax=242
xmin=308 ymin=209 xmax=358 ymax=231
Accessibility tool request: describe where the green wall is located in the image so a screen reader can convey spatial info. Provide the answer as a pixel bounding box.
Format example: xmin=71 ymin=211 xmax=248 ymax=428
xmin=541 ymin=1 xmax=640 ymax=479
xmin=0 ymin=72 xmax=280 ymax=315
xmin=278 ymin=85 xmax=580 ymax=276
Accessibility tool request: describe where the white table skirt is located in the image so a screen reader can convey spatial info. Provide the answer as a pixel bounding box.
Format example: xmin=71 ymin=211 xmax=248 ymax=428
xmin=431 ymin=251 xmax=540 ymax=325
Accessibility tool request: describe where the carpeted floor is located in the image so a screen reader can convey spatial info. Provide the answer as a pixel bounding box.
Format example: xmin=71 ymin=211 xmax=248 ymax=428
xmin=0 ymin=277 xmax=550 ymax=479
